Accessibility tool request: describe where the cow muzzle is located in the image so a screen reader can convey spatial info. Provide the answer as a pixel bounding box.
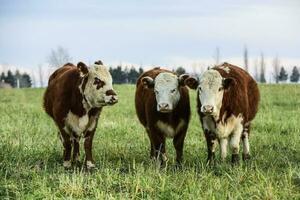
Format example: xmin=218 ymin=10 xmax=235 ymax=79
xmin=105 ymin=90 xmax=118 ymax=105
xmin=201 ymin=105 xmax=214 ymax=115
xmin=157 ymin=103 xmax=172 ymax=113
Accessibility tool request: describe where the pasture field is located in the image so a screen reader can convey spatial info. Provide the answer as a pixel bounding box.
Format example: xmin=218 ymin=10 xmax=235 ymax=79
xmin=0 ymin=84 xmax=299 ymax=199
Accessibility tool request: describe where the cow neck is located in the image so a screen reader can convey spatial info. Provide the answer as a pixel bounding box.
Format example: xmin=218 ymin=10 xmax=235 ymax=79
xmin=71 ymin=76 xmax=91 ymax=117
xmin=81 ymin=76 xmax=93 ymax=110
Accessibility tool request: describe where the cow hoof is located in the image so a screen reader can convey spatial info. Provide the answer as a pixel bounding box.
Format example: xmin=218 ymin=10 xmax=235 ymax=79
xmin=86 ymin=161 xmax=96 ymax=170
xmin=63 ymin=160 xmax=72 ymax=169
xmin=242 ymin=154 xmax=251 ymax=161
xmin=231 ymin=154 xmax=240 ymax=165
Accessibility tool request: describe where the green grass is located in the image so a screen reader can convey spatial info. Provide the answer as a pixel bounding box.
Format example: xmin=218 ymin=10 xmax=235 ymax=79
xmin=0 ymin=84 xmax=299 ymax=199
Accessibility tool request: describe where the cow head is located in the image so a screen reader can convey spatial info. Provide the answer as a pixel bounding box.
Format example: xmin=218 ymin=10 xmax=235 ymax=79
xmin=141 ymin=72 xmax=188 ymax=113
xmin=77 ymin=61 xmax=118 ymax=108
xmin=185 ymin=70 xmax=235 ymax=116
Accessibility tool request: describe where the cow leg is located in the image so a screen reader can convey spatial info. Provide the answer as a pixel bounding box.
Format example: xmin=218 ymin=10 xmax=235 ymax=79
xmin=242 ymin=123 xmax=251 ymax=161
xmin=84 ymin=130 xmax=96 ymax=169
xmin=146 ymin=129 xmax=155 ymax=159
xmin=230 ymin=123 xmax=243 ymax=164
xmin=59 ymin=130 xmax=72 ymax=168
xmin=220 ymin=138 xmax=228 ymax=161
xmin=173 ymin=128 xmax=187 ymax=164
xmin=204 ymin=129 xmax=217 ymax=165
xmin=149 ymin=130 xmax=167 ymax=166
xmin=72 ymin=134 xmax=80 ymax=165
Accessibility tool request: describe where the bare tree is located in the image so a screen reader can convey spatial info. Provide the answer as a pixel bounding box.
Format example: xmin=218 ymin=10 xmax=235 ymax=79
xmin=47 ymin=46 xmax=72 ymax=69
xmin=244 ymin=46 xmax=248 ymax=71
xmin=260 ymin=53 xmax=266 ymax=83
xmin=213 ymin=47 xmax=221 ymax=65
xmin=38 ymin=64 xmax=44 ymax=88
xmin=31 ymin=70 xmax=36 ymax=88
xmin=273 ymin=55 xmax=280 ymax=83
xmin=254 ymin=59 xmax=259 ymax=81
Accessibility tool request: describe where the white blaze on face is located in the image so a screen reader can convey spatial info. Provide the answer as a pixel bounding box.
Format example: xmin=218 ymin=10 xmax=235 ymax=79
xmin=154 ymin=73 xmax=180 ymax=112
xmin=82 ymin=64 xmax=117 ymax=107
xmin=198 ymin=70 xmax=224 ymax=116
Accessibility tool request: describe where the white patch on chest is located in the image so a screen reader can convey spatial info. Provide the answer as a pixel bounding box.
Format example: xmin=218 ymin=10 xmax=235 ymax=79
xmin=156 ymin=119 xmax=186 ymax=138
xmin=203 ymin=114 xmax=243 ymax=139
xmin=216 ymin=114 xmax=243 ymax=138
xmin=64 ymin=111 xmax=89 ymax=134
xmin=87 ymin=115 xmax=97 ymax=131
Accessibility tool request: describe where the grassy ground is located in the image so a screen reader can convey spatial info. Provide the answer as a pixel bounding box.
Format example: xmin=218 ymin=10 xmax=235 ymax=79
xmin=0 ymin=84 xmax=299 ymax=199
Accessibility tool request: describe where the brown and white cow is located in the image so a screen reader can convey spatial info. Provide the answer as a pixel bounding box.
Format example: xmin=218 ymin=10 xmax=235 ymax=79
xmin=185 ymin=62 xmax=260 ymax=164
xmin=135 ymin=67 xmax=191 ymax=165
xmin=43 ymin=60 xmax=118 ymax=169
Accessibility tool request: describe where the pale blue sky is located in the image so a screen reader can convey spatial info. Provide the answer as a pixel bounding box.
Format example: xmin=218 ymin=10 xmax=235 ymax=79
xmin=0 ymin=0 xmax=299 ymax=72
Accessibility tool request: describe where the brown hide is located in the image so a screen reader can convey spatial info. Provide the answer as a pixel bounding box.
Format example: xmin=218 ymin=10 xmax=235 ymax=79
xmin=43 ymin=62 xmax=104 ymax=168
xmin=197 ymin=62 xmax=260 ymax=130
xmin=135 ymin=67 xmax=191 ymax=163
xmin=44 ymin=63 xmax=102 ymax=129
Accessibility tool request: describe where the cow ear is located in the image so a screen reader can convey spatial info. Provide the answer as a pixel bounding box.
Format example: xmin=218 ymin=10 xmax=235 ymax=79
xmin=141 ymin=76 xmax=154 ymax=88
xmin=223 ymin=77 xmax=236 ymax=90
xmin=178 ymin=74 xmax=190 ymax=86
xmin=94 ymin=60 xmax=103 ymax=65
xmin=77 ymin=62 xmax=89 ymax=77
xmin=184 ymin=77 xmax=198 ymax=89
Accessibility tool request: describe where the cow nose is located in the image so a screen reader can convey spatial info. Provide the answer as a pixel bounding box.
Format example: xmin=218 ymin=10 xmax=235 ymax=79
xmin=158 ymin=103 xmax=169 ymax=110
xmin=105 ymin=90 xmax=118 ymax=105
xmin=106 ymin=89 xmax=116 ymax=96
xmin=203 ymin=105 xmax=214 ymax=114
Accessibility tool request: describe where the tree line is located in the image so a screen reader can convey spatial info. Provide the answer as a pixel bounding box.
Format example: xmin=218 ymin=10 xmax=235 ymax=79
xmin=0 ymin=70 xmax=32 ymax=88
xmin=1 ymin=46 xmax=300 ymax=88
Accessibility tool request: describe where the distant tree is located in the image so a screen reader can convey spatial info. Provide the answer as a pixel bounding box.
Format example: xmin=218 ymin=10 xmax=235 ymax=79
xmin=38 ymin=64 xmax=44 ymax=87
xmin=31 ymin=70 xmax=36 ymax=88
xmin=127 ymin=67 xmax=139 ymax=84
xmin=5 ymin=70 xmax=15 ymax=87
xmin=254 ymin=59 xmax=259 ymax=82
xmin=47 ymin=46 xmax=72 ymax=69
xmin=0 ymin=72 xmax=5 ymax=82
xmin=15 ymin=70 xmax=21 ymax=88
xmin=175 ymin=66 xmax=186 ymax=75
xmin=273 ymin=56 xmax=280 ymax=83
xmin=20 ymin=73 xmax=32 ymax=88
xmin=244 ymin=46 xmax=248 ymax=71
xmin=109 ymin=66 xmax=127 ymax=84
xmin=290 ymin=66 xmax=299 ymax=83
xmin=260 ymin=53 xmax=266 ymax=83
xmin=278 ymin=66 xmax=288 ymax=82
xmin=138 ymin=67 xmax=144 ymax=75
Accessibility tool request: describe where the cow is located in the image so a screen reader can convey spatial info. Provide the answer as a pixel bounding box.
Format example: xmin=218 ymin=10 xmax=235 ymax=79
xmin=184 ymin=62 xmax=260 ymax=164
xmin=135 ymin=67 xmax=191 ymax=166
xmin=43 ymin=60 xmax=118 ymax=169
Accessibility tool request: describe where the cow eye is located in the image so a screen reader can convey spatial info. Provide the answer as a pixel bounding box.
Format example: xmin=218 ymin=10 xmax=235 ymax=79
xmin=218 ymin=87 xmax=223 ymax=91
xmin=198 ymin=87 xmax=202 ymax=92
xmin=154 ymin=90 xmax=159 ymax=94
xmin=94 ymin=77 xmax=104 ymax=88
xmin=171 ymin=89 xmax=176 ymax=93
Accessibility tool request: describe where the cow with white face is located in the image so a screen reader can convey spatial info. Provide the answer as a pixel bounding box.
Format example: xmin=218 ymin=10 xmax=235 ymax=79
xmin=44 ymin=60 xmax=118 ymax=169
xmin=135 ymin=68 xmax=191 ymax=166
xmin=142 ymin=72 xmax=182 ymax=113
xmin=185 ymin=62 xmax=260 ymax=165
xmin=79 ymin=61 xmax=118 ymax=108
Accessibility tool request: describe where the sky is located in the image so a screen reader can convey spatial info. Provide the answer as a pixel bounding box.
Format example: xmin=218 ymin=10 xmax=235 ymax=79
xmin=0 ymin=0 xmax=299 ymax=82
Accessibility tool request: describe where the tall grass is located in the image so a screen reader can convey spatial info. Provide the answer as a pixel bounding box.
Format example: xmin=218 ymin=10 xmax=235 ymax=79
xmin=0 ymin=84 xmax=299 ymax=199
